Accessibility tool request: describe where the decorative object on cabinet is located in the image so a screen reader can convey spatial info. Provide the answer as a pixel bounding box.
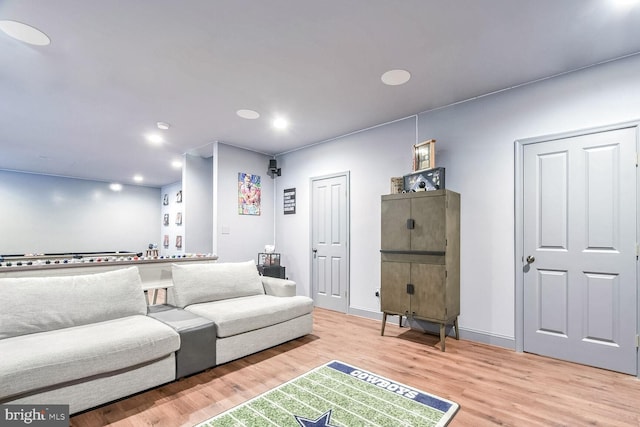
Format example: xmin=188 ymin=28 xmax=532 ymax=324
xmin=390 ymin=177 xmax=404 ymax=194
xmin=258 ymin=252 xmax=280 ymax=266
xmin=403 ymin=167 xmax=445 ymax=192
xmin=257 ymin=252 xmax=285 ymax=278
xmin=412 ymin=139 xmax=436 ymax=171
xmin=175 ymin=212 xmax=182 ymax=225
xmin=380 ymin=189 xmax=460 ymax=351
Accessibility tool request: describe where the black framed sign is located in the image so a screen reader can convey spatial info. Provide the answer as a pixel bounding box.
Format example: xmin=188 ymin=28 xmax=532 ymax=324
xmin=284 ymin=188 xmax=296 ymax=214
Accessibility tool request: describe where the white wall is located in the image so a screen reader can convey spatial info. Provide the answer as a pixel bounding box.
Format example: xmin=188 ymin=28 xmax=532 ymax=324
xmin=160 ymin=181 xmax=183 ymax=257
xmin=5 ymin=53 xmax=639 ymax=347
xmin=275 ymin=118 xmax=417 ymax=301
xmin=0 ymin=171 xmax=160 ymax=255
xmin=213 ymin=143 xmax=276 ymax=263
xmin=183 ymin=154 xmax=213 ymax=254
xmin=416 ymin=53 xmax=640 ymax=343
xmin=277 ymin=53 xmax=640 ymax=344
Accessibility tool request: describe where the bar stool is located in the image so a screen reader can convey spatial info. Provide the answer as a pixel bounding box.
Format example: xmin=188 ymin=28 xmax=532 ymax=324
xmin=146 ymin=249 xmax=159 ymax=257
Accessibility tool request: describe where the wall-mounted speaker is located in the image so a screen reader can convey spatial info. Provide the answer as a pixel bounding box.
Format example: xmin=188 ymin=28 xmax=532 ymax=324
xmin=267 ymin=159 xmax=281 ymax=178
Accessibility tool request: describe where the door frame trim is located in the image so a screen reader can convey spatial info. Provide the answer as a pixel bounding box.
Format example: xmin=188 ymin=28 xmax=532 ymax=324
xmin=514 ymin=120 xmax=639 ymax=375
xmin=309 ymin=171 xmax=351 ymax=313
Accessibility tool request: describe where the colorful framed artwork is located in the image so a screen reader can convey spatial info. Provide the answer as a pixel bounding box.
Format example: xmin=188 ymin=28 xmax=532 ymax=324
xmin=238 ymin=172 xmax=261 ymax=215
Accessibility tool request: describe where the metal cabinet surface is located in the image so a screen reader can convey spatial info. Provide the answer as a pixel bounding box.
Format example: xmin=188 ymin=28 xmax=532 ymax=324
xmin=380 ymin=189 xmax=460 ymax=351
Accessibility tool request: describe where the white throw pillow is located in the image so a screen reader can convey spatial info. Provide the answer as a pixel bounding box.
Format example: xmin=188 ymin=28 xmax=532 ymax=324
xmin=0 ymin=266 xmax=147 ymax=339
xmin=171 ymin=260 xmax=265 ymax=308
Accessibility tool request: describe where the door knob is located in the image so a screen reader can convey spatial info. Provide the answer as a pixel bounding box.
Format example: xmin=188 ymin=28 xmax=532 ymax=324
xmin=526 ymin=255 xmax=535 ymax=263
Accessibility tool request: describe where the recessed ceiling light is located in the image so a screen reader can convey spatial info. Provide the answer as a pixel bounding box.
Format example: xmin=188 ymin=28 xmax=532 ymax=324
xmin=237 ymin=109 xmax=260 ymax=120
xmin=381 ymin=69 xmax=411 ymax=86
xmin=157 ymin=122 xmax=170 ymax=130
xmin=133 ymin=175 xmax=144 ymax=183
xmin=612 ymin=0 xmax=639 ymax=7
xmin=146 ymin=134 xmax=163 ymax=144
xmin=0 ymin=20 xmax=50 ymax=46
xmin=273 ymin=117 xmax=288 ymax=130
xmin=171 ymin=160 xmax=183 ymax=169
xmin=109 ymin=183 xmax=123 ymax=192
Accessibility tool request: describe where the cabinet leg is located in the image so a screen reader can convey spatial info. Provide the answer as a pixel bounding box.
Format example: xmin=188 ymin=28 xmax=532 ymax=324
xmin=454 ymin=317 xmax=459 ymax=340
xmin=439 ymin=323 xmax=446 ymax=352
xmin=399 ymin=315 xmax=403 ymax=328
xmin=381 ymin=312 xmax=387 ymax=336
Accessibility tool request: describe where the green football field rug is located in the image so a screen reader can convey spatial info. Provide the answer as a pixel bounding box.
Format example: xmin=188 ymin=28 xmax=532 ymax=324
xmin=195 ymin=360 xmax=459 ymax=427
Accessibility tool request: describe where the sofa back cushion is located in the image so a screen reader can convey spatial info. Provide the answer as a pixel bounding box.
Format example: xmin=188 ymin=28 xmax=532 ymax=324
xmin=171 ymin=261 xmax=264 ymax=308
xmin=0 ymin=266 xmax=147 ymax=339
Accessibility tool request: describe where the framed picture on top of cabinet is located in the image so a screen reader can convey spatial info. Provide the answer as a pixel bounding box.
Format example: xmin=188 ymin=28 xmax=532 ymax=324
xmin=413 ymin=139 xmax=436 ymax=171
xmin=403 ymin=167 xmax=445 ymax=192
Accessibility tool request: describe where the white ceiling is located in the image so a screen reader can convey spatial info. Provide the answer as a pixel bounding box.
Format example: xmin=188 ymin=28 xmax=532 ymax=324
xmin=1 ymin=0 xmax=640 ymax=187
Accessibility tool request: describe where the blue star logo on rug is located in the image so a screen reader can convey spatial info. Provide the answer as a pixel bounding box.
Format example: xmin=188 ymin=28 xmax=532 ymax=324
xmin=294 ymin=409 xmax=338 ymax=427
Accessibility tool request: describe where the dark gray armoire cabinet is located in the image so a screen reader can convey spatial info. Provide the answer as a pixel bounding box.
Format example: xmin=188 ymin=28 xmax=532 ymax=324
xmin=380 ymin=189 xmax=460 ymax=351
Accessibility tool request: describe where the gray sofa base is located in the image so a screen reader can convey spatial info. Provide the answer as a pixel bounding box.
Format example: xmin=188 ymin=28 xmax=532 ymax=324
xmin=216 ymin=313 xmax=313 ymax=365
xmin=6 ymin=354 xmax=176 ymax=415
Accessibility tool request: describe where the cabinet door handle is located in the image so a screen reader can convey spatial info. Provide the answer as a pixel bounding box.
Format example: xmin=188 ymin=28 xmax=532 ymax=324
xmin=406 ymin=283 xmax=415 ymax=294
xmin=406 ymin=219 xmax=415 ymax=229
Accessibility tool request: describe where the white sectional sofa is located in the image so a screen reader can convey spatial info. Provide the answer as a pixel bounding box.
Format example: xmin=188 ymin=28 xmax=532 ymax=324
xmin=0 ymin=267 xmax=180 ymax=414
xmin=169 ymin=260 xmax=314 ymax=365
xmin=0 ymin=260 xmax=314 ymax=415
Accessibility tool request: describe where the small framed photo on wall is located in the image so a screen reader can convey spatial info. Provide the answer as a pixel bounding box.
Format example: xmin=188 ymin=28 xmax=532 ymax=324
xmin=413 ymin=139 xmax=436 ymax=171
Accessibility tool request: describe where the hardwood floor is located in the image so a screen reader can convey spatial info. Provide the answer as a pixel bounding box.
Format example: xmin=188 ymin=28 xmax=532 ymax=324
xmin=71 ymin=308 xmax=640 ymax=426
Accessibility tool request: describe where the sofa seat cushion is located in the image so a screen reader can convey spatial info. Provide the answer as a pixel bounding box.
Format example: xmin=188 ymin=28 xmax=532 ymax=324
xmin=185 ymin=294 xmax=313 ymax=338
xmin=0 ymin=315 xmax=180 ymax=400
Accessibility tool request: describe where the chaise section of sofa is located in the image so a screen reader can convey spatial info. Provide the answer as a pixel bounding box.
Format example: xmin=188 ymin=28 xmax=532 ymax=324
xmin=169 ymin=260 xmax=313 ymax=365
xmin=0 ymin=267 xmax=180 ymax=414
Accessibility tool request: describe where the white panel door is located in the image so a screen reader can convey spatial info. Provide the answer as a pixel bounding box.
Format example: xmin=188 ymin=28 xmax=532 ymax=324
xmin=523 ymin=127 xmax=637 ymax=374
xmin=311 ymin=173 xmax=349 ymax=312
